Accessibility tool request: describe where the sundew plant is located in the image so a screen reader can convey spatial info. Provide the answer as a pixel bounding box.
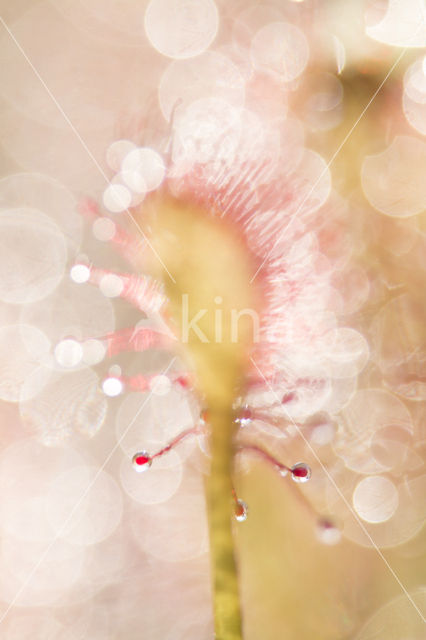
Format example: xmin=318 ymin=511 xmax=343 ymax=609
xmin=0 ymin=1 xmax=425 ymax=639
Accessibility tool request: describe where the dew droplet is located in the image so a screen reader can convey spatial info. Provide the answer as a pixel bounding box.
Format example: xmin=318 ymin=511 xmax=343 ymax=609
xmin=70 ymin=263 xmax=90 ymax=284
xmin=316 ymin=518 xmax=341 ymax=545
xmin=103 ymin=184 xmax=132 ymax=213
xmin=99 ymin=273 xmax=124 ymax=298
xmin=102 ymin=377 xmax=123 ymax=397
xmin=291 ymin=462 xmax=311 ymax=483
xmin=92 ymin=217 xmax=116 ymax=242
xmin=200 ymin=408 xmax=209 ymax=424
xmin=54 ymin=338 xmax=83 ymax=368
xmin=234 ymin=499 xmax=248 ymax=522
xmin=235 ymin=405 xmax=252 ymax=427
xmin=132 ymin=451 xmax=153 ymax=472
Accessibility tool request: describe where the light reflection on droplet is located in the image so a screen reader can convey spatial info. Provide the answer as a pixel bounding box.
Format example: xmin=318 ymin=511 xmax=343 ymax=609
xmin=111 ymin=172 xmax=146 ymax=207
xmin=102 ymin=183 xmax=132 ymax=213
xmin=70 ymin=264 xmax=90 ymax=283
xmin=352 ymin=475 xmax=399 ymax=524
xmin=121 ymin=147 xmax=165 ymax=192
xmin=132 ymin=451 xmax=152 ymax=471
xmin=250 ymin=21 xmax=309 ymax=82
xmin=234 ymin=499 xmax=248 ymax=522
xmin=54 ymin=338 xmax=83 ymax=368
xmin=144 ymin=0 xmax=219 ymax=60
xmin=291 ymin=462 xmax=311 ymax=483
xmin=121 ymin=167 xmax=146 ymax=194
xmin=99 ymin=273 xmax=124 ymax=298
xmin=102 ymin=377 xmax=123 ymax=397
xmin=235 ymin=406 xmax=252 ymax=428
xmin=106 ymin=139 xmax=137 ymax=172
xmin=92 ymin=216 xmax=116 ymax=242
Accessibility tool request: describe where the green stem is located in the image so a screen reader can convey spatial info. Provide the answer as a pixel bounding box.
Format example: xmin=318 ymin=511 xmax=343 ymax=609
xmin=205 ymin=406 xmax=243 ymax=640
xmin=150 ymin=197 xmax=254 ymax=639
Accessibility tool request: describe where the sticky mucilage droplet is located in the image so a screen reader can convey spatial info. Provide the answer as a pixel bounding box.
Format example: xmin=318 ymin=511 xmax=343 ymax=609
xmin=132 ymin=451 xmax=152 ymax=472
xmin=290 ymin=462 xmax=311 ymax=483
xmin=234 ymin=499 xmax=248 ymax=522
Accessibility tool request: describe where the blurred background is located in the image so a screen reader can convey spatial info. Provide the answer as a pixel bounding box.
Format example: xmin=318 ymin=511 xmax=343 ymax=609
xmin=0 ymin=1 xmax=425 ymax=638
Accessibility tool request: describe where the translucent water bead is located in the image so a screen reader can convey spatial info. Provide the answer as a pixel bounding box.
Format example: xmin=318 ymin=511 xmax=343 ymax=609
xmin=132 ymin=451 xmax=152 ymax=472
xmin=235 ymin=406 xmax=252 ymax=427
xmin=290 ymin=462 xmax=311 ymax=483
xmin=234 ymin=499 xmax=248 ymax=522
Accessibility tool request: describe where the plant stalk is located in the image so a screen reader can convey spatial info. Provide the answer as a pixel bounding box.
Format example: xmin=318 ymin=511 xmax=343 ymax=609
xmin=205 ymin=405 xmax=243 ymax=640
xmin=150 ymin=197 xmax=256 ymax=640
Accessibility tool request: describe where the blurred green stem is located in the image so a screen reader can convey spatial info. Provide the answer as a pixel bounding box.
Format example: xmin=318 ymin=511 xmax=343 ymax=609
xmin=151 ymin=197 xmax=254 ymax=639
xmin=206 ymin=409 xmax=243 ymax=640
xmin=205 ymin=406 xmax=243 ymax=640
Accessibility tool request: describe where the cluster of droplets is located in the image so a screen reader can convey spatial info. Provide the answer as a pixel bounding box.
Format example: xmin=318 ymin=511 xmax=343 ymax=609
xmin=234 ymin=405 xmax=252 ymax=428
xmin=64 ymin=178 xmax=346 ymax=548
xmin=128 ymin=406 xmax=340 ymax=543
xmin=1 ymin=0 xmax=426 ymax=636
xmin=49 ymin=1 xmax=355 ymax=553
xmin=103 ymin=143 xmax=166 ymax=214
